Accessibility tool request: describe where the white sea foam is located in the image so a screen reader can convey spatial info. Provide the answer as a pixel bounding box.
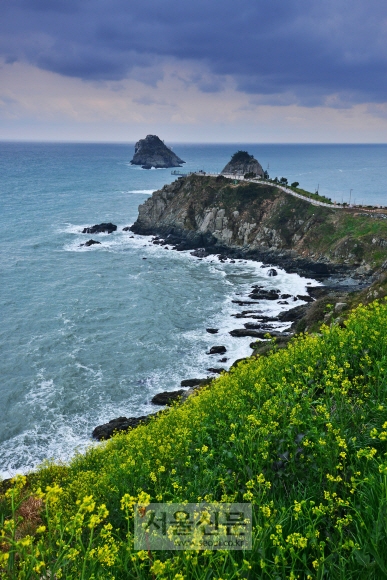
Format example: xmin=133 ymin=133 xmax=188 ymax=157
xmin=122 ymin=190 xmax=155 ymax=194
xmin=7 ymin=217 xmax=321 ymax=478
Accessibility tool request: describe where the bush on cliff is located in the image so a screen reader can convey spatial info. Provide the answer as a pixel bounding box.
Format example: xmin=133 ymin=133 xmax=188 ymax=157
xmin=230 ymin=151 xmax=254 ymax=164
xmin=2 ymin=300 xmax=387 ymax=578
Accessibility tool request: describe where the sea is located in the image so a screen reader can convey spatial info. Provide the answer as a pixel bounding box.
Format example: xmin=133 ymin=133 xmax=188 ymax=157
xmin=1 ymin=142 xmax=386 ymax=478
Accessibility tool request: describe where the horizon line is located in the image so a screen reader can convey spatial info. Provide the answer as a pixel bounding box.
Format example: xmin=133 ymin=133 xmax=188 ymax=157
xmin=0 ymin=139 xmax=386 ymax=146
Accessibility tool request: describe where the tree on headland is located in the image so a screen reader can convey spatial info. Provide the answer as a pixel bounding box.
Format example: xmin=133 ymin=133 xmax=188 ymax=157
xmin=291 ymin=181 xmax=300 ymax=188
xmin=230 ymin=151 xmax=254 ymax=164
xmin=280 ymin=177 xmax=288 ymax=185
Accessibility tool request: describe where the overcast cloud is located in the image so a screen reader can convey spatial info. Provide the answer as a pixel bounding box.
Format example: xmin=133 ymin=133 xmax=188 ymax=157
xmin=1 ymin=0 xmax=386 ymax=107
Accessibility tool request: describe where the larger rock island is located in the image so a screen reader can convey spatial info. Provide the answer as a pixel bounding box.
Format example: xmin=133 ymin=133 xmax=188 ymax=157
xmin=130 ymin=134 xmax=185 ymax=169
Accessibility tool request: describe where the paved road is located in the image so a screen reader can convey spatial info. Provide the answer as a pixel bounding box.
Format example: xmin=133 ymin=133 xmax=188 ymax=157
xmin=200 ymin=172 xmax=343 ymax=209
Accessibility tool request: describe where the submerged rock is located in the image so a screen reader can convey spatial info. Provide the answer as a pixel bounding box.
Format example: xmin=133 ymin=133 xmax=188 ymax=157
xmin=130 ymin=135 xmax=185 ymax=169
xmin=206 ymin=328 xmax=219 ymax=334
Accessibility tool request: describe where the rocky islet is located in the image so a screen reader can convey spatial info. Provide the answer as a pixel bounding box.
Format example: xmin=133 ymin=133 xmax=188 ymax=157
xmin=130 ymin=134 xmax=185 ymax=169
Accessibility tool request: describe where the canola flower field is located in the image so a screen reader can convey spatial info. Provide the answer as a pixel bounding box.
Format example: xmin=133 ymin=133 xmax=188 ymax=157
xmin=2 ymin=300 xmax=387 ymax=579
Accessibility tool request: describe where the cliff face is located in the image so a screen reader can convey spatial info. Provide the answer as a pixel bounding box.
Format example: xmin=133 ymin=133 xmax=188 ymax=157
xmin=131 ymin=174 xmax=387 ymax=277
xmin=130 ymin=135 xmax=185 ymax=169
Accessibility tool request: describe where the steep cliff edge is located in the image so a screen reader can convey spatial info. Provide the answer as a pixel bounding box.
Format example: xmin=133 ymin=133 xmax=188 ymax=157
xmin=131 ymin=174 xmax=387 ymax=277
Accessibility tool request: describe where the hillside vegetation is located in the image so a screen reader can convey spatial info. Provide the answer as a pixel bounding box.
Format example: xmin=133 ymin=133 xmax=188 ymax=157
xmin=2 ymin=300 xmax=387 ymax=579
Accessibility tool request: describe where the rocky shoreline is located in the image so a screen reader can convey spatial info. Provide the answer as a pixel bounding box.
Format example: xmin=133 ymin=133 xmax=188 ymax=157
xmin=77 ymin=219 xmax=372 ymax=441
xmin=92 ymin=236 xmax=363 ymax=440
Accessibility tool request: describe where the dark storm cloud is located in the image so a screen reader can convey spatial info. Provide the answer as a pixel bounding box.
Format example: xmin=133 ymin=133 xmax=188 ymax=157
xmin=0 ymin=0 xmax=386 ymax=105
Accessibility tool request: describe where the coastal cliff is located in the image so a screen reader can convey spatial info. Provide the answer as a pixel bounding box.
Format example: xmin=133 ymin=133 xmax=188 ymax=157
xmin=131 ymin=174 xmax=387 ymax=277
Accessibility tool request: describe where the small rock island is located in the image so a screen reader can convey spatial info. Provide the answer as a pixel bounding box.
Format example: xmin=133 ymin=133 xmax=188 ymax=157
xmin=130 ymin=134 xmax=185 ymax=169
xmin=221 ymin=150 xmax=264 ymax=177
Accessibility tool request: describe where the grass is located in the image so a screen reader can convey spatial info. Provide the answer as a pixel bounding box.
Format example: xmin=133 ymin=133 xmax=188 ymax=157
xmin=2 ymin=300 xmax=387 ymax=578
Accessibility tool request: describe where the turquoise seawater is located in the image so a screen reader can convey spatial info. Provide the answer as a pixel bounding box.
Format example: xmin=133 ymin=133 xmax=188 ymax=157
xmin=0 ymin=142 xmax=386 ymax=477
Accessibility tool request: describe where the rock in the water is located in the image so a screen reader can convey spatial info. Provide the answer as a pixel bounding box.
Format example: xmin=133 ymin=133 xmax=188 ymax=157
xmin=92 ymin=415 xmax=151 ymax=440
xmin=122 ymin=226 xmax=130 ymax=231
xmin=221 ymin=151 xmax=264 ymax=177
xmin=206 ymin=328 xmax=219 ymax=334
xmin=244 ymin=322 xmax=272 ymax=329
xmin=218 ymin=357 xmax=228 ymax=362
xmin=80 ymin=239 xmax=101 ymax=247
xmin=207 ymin=345 xmax=227 ymax=355
xmin=267 ymin=268 xmax=278 ymax=276
xmin=229 ymin=329 xmax=267 ymax=338
xmin=151 ymin=390 xmax=185 ymax=405
xmin=190 ymin=248 xmax=209 ymax=258
xmin=207 ymin=368 xmax=225 ymax=374
xmin=248 ymin=289 xmax=280 ymax=300
xmin=82 ymin=223 xmax=117 ymax=234
xmin=130 ymin=135 xmax=185 ymax=169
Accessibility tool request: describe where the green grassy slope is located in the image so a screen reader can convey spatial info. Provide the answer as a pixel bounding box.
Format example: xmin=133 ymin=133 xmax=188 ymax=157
xmin=2 ymin=300 xmax=387 ymax=579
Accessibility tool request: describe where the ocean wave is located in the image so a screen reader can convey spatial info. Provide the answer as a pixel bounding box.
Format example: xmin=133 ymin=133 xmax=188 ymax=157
xmin=121 ymin=190 xmax=155 ymax=194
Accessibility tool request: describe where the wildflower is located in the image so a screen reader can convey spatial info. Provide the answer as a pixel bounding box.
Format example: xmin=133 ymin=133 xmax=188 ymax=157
xmin=151 ymin=560 xmax=166 ymax=574
xmin=33 ymin=562 xmax=45 ymax=574
xmin=120 ymin=494 xmax=136 ymax=511
xmin=137 ymin=491 xmax=151 ymax=506
xmin=261 ymin=505 xmax=271 ymax=518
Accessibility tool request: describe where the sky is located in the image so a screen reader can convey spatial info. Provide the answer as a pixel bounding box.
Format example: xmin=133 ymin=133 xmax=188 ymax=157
xmin=0 ymin=0 xmax=386 ymax=143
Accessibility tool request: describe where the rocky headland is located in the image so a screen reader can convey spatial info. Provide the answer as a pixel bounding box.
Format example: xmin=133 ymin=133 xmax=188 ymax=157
xmin=129 ymin=173 xmax=387 ymax=279
xmin=130 ymin=134 xmax=185 ymax=169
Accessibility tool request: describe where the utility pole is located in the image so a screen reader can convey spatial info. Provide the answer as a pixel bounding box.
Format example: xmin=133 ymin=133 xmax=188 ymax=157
xmin=350 ymin=189 xmax=353 ymax=206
